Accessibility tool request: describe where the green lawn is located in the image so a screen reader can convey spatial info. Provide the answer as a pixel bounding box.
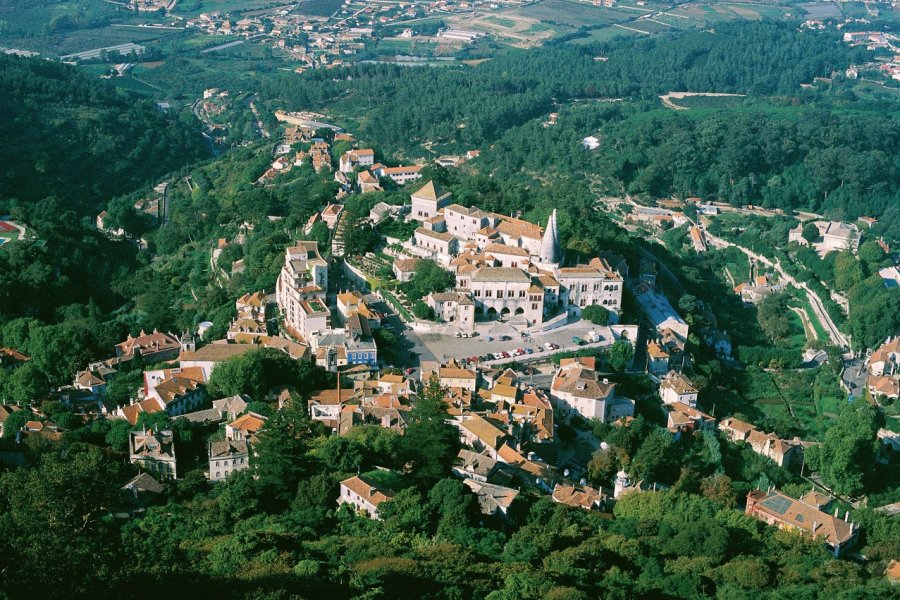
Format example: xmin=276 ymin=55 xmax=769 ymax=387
xmin=360 ymin=469 xmax=408 ymax=491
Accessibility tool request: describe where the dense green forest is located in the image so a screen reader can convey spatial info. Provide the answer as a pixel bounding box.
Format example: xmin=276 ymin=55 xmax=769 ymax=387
xmin=479 ymin=101 xmax=900 ymax=222
xmin=0 ymin=55 xmax=202 ymax=214
xmin=261 ymin=22 xmax=863 ymax=153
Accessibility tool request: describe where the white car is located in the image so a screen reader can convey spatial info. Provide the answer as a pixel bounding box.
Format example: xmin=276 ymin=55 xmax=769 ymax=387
xmin=544 ymin=342 xmax=554 ymax=351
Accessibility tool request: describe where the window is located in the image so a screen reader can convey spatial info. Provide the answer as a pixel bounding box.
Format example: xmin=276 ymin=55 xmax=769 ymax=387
xmin=485 ymin=289 xmax=492 ymax=298
xmin=581 ymin=284 xmax=588 ymax=292
xmin=531 ymin=303 xmax=537 ymax=310
xmin=507 ymin=290 xmax=515 ymax=298
xmin=519 ymin=290 xmax=525 ymax=298
xmin=593 ymin=284 xmax=600 ymax=291
xmin=474 ymin=290 xmax=481 ymax=297
xmin=216 ymin=461 xmax=220 ymax=467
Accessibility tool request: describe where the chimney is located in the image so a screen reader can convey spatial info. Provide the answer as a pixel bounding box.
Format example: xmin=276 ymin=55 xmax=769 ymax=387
xmin=812 ymin=521 xmax=818 ymax=533
xmin=844 ymin=511 xmax=849 ymax=522
xmin=834 ymin=507 xmax=839 ymax=518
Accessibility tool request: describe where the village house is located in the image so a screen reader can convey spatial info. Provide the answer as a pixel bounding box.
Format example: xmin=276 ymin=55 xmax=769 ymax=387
xmin=634 ymin=283 xmax=690 ymax=345
xmin=659 ymin=371 xmax=699 ymax=407
xmin=550 ymin=357 xmax=634 ymax=423
xmin=178 ymin=395 xmax=249 ymax=425
xmin=338 ymin=474 xmax=396 ymax=519
xmin=146 ymin=374 xmax=208 ymax=417
xmin=457 ymin=414 xmax=508 ymax=460
xmin=413 ymin=226 xmax=459 ymax=258
xmin=647 ymin=340 xmax=670 ymax=376
xmin=555 ymin=262 xmax=624 ymax=318
xmin=226 ymin=412 xmax=267 ymax=443
xmin=392 ymin=257 xmax=420 ymax=282
xmin=308 ymin=388 xmax=356 ymax=429
xmin=720 ymin=417 xmax=803 ymax=468
xmin=789 ymin=220 xmax=861 ymax=255
xmin=116 ymin=330 xmax=183 ymax=364
xmin=129 ymin=429 xmax=177 ymax=480
xmin=869 ymin=336 xmax=900 ymax=377
xmin=666 ymin=402 xmax=716 ymax=435
xmin=745 ymin=488 xmax=859 ymax=557
xmin=552 ymin=483 xmax=608 ymax=511
xmin=73 ymin=369 xmax=108 ymax=397
xmin=426 ymin=292 xmax=476 ymax=333
xmin=338 ymin=148 xmax=375 ymax=173
xmin=463 ymin=479 xmax=519 ymax=517
xmin=426 ymin=360 xmax=477 ymax=391
xmin=373 ymin=164 xmax=422 ymax=186
xmin=359 ymin=171 xmax=383 ymax=194
xmin=311 ymin=313 xmax=378 ymax=371
xmin=0 ymin=348 xmax=30 ymax=371
xmin=734 ymin=273 xmax=783 ymax=305
xmin=209 ymin=439 xmax=250 ymax=481
xmin=453 ymin=449 xmax=502 ymax=483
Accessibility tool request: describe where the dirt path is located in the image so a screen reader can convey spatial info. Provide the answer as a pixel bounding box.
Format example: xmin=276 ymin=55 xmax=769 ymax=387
xmin=659 ymin=91 xmax=746 ymax=110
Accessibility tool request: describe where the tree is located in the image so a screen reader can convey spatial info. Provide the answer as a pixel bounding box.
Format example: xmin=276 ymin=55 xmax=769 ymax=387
xmin=401 ymin=259 xmax=454 ymax=302
xmin=207 ymin=348 xmax=321 ymax=399
xmin=833 ymin=251 xmax=864 ymax=292
xmin=857 ymin=240 xmax=885 ymax=271
xmin=0 ymin=444 xmax=123 ymax=595
xmin=4 ymin=363 xmax=48 ymax=405
xmin=581 ymin=305 xmax=609 ymax=325
xmin=607 ymin=340 xmax=634 ymax=372
xmin=252 ymin=404 xmax=315 ymax=505
xmin=808 ymin=402 xmax=880 ymax=496
xmin=400 ymin=376 xmax=460 ymax=488
xmin=1 ymin=409 xmax=29 ymax=437
xmin=630 ymin=427 xmax=675 ymax=483
xmin=700 ymin=473 xmax=736 ymax=508
xmin=412 ymin=300 xmax=434 ymax=320
xmin=801 ymin=223 xmax=820 ymax=244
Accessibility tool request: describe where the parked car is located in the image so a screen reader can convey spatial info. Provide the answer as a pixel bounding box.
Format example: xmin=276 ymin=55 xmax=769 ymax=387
xmin=455 ymin=332 xmax=462 ymax=338
xmin=550 ymin=343 xmax=560 ymax=350
xmin=500 ymin=335 xmax=512 ymax=341
xmin=544 ymin=343 xmax=554 ymax=351
xmin=487 ymin=336 xmax=494 ymax=342
xmin=404 ymin=367 xmax=415 ymax=375
xmin=525 ymin=348 xmax=534 ymax=354
xmin=501 ymin=351 xmax=511 ymax=359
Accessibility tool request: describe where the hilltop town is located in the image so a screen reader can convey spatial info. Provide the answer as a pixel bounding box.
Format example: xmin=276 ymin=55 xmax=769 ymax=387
xmin=1 ymin=2 xmax=900 ymax=597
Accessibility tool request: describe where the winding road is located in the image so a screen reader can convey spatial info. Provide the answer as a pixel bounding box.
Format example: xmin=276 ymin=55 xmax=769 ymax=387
xmin=703 ymin=229 xmax=850 ymax=349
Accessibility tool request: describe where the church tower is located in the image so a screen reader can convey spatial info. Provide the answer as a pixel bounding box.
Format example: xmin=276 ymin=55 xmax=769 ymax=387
xmin=539 ymin=209 xmax=560 ymax=265
xmin=614 ymin=469 xmax=630 ymax=498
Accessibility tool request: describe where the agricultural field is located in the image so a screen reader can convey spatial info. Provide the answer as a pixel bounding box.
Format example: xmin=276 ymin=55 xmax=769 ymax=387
xmin=172 ymin=0 xmax=291 ymax=17
xmin=511 ymin=0 xmax=635 ymax=28
xmin=0 ymin=23 xmax=179 ymax=56
xmin=737 ymin=367 xmax=845 ymax=440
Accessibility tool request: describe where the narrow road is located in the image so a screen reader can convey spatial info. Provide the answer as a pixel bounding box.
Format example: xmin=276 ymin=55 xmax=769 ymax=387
xmin=704 ymin=229 xmax=849 ymax=349
xmin=248 ymin=93 xmax=270 ymax=139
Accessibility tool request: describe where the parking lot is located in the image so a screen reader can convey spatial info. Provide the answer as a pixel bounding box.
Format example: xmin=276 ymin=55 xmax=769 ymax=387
xmin=397 ymin=317 xmax=619 ymax=370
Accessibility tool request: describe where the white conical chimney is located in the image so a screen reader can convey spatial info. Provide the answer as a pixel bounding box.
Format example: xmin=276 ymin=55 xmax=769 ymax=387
xmin=539 ymin=209 xmax=560 ymax=264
